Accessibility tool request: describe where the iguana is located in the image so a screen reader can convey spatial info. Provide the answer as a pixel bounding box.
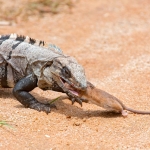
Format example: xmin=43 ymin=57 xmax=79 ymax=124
xmin=0 ymin=34 xmax=87 ymax=113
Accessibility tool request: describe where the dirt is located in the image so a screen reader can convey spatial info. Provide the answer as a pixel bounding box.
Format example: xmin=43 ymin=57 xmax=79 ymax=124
xmin=1 ymin=0 xmax=150 ymax=149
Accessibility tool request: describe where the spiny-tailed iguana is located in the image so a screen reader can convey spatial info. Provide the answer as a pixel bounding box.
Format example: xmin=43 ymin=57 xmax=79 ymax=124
xmin=0 ymin=34 xmax=87 ymax=113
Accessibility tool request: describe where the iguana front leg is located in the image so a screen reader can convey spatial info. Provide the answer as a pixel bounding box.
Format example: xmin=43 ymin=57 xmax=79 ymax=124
xmin=13 ymin=74 xmax=51 ymax=113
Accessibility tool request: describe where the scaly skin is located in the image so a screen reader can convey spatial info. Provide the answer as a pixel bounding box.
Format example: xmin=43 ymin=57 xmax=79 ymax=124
xmin=0 ymin=34 xmax=87 ymax=113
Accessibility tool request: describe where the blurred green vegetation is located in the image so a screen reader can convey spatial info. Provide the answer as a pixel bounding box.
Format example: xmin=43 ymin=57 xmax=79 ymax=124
xmin=27 ymin=0 xmax=74 ymax=14
xmin=0 ymin=0 xmax=74 ymax=21
xmin=0 ymin=120 xmax=12 ymax=128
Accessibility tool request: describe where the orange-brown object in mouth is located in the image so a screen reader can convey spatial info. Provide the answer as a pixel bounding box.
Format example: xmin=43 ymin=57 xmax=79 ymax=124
xmin=77 ymin=82 xmax=150 ymax=116
xmin=58 ymin=81 xmax=150 ymax=117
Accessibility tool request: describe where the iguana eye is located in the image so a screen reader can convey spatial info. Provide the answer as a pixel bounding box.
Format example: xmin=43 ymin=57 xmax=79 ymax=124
xmin=62 ymin=66 xmax=71 ymax=78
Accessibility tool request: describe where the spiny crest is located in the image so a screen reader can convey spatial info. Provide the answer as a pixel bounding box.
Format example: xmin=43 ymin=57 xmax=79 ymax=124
xmin=0 ymin=33 xmax=63 ymax=54
xmin=48 ymin=44 xmax=63 ymax=54
xmin=0 ymin=33 xmax=45 ymax=47
xmin=0 ymin=34 xmax=11 ymax=40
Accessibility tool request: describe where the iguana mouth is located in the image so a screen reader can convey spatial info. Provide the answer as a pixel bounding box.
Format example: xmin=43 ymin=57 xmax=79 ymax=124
xmin=60 ymin=77 xmax=79 ymax=97
xmin=51 ymin=72 xmax=80 ymax=96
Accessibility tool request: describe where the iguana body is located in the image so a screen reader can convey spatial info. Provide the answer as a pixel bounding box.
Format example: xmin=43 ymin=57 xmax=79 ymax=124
xmin=0 ymin=34 xmax=87 ymax=113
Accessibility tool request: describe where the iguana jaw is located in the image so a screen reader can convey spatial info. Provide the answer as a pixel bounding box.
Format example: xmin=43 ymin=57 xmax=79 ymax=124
xmin=52 ymin=72 xmax=80 ymax=97
xmin=60 ymin=76 xmax=79 ymax=96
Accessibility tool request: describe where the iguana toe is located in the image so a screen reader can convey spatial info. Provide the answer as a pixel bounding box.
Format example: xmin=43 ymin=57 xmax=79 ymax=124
xmin=76 ymin=97 xmax=83 ymax=107
xmin=70 ymin=97 xmax=83 ymax=107
xmin=71 ymin=98 xmax=76 ymax=105
xmin=30 ymin=103 xmax=51 ymax=114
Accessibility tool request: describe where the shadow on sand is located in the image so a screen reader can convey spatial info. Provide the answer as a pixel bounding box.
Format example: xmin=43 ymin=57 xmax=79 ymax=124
xmin=0 ymin=89 xmax=122 ymax=118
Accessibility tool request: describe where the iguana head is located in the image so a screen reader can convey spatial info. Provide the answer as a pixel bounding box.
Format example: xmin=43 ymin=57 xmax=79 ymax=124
xmin=42 ymin=56 xmax=87 ymax=96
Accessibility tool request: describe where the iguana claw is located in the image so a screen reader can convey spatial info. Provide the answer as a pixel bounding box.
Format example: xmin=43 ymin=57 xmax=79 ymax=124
xmin=75 ymin=97 xmax=83 ymax=107
xmin=67 ymin=93 xmax=83 ymax=107
xmin=30 ymin=103 xmax=56 ymax=114
xmin=71 ymin=98 xmax=76 ymax=105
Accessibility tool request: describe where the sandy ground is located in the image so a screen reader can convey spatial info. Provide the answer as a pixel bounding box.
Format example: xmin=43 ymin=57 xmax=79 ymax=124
xmin=1 ymin=0 xmax=150 ymax=149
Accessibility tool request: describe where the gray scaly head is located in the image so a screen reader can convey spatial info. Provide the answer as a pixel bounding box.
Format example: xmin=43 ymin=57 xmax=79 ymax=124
xmin=42 ymin=55 xmax=87 ymax=98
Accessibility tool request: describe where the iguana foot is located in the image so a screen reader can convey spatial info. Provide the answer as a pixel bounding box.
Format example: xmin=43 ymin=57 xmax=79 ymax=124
xmin=71 ymin=97 xmax=89 ymax=105
xmin=70 ymin=97 xmax=82 ymax=106
xmin=67 ymin=93 xmax=86 ymax=106
xmin=29 ymin=102 xmax=53 ymax=114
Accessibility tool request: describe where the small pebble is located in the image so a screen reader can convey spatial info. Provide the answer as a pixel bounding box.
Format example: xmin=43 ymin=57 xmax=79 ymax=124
xmin=73 ymin=122 xmax=81 ymax=126
xmin=45 ymin=135 xmax=50 ymax=138
xmin=66 ymin=115 xmax=71 ymax=119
